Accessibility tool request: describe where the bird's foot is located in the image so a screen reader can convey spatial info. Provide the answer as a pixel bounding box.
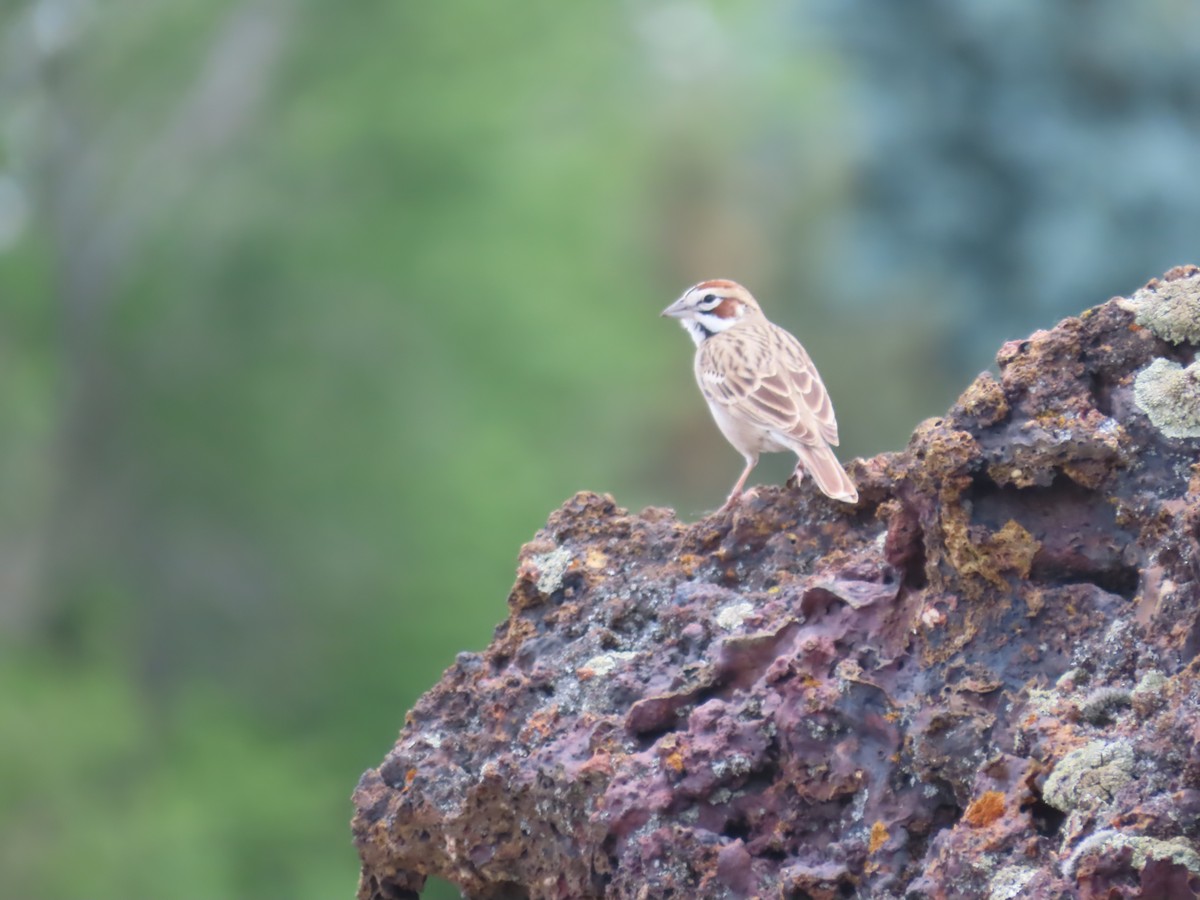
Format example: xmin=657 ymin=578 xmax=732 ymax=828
xmin=719 ymin=486 xmax=760 ymax=513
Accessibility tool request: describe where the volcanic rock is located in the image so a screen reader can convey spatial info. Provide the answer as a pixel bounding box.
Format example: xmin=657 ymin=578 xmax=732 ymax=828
xmin=353 ymin=266 xmax=1200 ymax=899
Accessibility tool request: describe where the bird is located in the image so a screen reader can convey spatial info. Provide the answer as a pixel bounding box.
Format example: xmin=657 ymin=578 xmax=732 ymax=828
xmin=662 ymin=279 xmax=858 ymax=509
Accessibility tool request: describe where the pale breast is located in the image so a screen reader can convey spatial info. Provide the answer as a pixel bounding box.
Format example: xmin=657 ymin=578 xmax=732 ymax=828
xmin=693 ymin=320 xmax=836 ymax=450
xmin=705 ymin=396 xmax=789 ymax=456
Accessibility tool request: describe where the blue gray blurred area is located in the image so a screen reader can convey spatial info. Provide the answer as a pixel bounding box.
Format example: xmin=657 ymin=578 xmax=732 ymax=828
xmin=1 ymin=2 xmax=1197 ymax=897
xmin=810 ymin=0 xmax=1200 ymax=359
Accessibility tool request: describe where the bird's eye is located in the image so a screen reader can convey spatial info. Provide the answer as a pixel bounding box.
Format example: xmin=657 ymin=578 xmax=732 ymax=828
xmin=702 ymin=294 xmax=718 ymax=307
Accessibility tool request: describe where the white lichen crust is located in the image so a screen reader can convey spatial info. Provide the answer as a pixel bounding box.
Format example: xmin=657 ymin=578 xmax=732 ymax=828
xmin=1133 ymin=358 xmax=1200 ymax=439
xmin=531 ymin=546 xmax=572 ymax=595
xmin=1121 ymin=271 xmax=1200 ymax=344
xmin=988 ymin=865 xmax=1037 ymax=900
xmin=1063 ymin=830 xmax=1200 ymax=879
xmin=1043 ymin=739 xmax=1135 ymax=812
xmin=715 ymin=601 xmax=755 ymax=630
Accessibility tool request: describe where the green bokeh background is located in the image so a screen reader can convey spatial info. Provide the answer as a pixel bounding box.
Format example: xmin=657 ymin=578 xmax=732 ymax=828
xmin=3 ymin=2 xmax=1198 ymax=898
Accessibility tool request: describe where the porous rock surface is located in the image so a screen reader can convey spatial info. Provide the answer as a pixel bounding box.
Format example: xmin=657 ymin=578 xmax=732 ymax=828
xmin=354 ymin=267 xmax=1200 ymax=899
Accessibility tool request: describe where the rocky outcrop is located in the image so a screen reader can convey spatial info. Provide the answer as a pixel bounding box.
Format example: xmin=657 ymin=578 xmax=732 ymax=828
xmin=353 ymin=267 xmax=1200 ymax=899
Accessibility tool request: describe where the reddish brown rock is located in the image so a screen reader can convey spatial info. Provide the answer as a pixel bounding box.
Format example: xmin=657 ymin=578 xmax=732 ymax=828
xmin=353 ymin=267 xmax=1200 ymax=899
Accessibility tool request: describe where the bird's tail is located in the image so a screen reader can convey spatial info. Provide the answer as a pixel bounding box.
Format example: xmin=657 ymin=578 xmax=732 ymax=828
xmin=793 ymin=441 xmax=858 ymax=503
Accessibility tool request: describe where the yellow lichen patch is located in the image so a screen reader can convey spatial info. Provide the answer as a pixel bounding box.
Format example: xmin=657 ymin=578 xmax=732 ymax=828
xmin=909 ymin=425 xmax=981 ymax=496
xmin=1060 ymin=461 xmax=1107 ymax=490
xmin=964 ymin=790 xmax=1006 ymax=827
xmin=955 ymin=372 xmax=1010 ymax=426
xmin=922 ymin=503 xmax=1040 ymax=663
xmin=520 ymin=706 xmax=560 ymax=741
xmin=498 ymin=617 xmax=537 ymax=655
xmin=656 ymin=734 xmax=686 ymax=774
xmin=954 ymin=668 xmax=1003 ymax=694
xmin=946 ymin=518 xmax=1040 ymax=591
xmin=869 ymin=820 xmax=889 ymax=854
xmin=585 ymin=548 xmax=609 ymax=570
xmin=986 ymin=462 xmax=1039 ymax=490
xmin=987 ymin=520 xmax=1040 ymax=580
xmin=664 ymin=749 xmax=685 ymax=774
xmin=1023 ymin=586 xmax=1045 ymax=618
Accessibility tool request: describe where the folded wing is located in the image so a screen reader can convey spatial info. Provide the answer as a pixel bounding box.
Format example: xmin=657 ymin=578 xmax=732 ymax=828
xmin=696 ymin=323 xmax=840 ymax=448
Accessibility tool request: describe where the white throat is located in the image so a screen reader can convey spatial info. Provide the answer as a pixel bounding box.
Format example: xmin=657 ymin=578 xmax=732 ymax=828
xmin=680 ymin=311 xmax=738 ymax=346
xmin=680 ymin=318 xmax=710 ymax=346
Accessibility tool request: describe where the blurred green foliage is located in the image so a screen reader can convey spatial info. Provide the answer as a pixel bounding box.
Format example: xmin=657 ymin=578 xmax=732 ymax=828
xmin=2 ymin=1 xmax=1198 ymax=898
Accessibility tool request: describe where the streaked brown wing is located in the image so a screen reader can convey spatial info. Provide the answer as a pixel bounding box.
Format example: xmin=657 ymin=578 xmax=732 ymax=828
xmin=770 ymin=323 xmax=840 ymax=446
xmin=696 ymin=322 xmax=839 ymax=447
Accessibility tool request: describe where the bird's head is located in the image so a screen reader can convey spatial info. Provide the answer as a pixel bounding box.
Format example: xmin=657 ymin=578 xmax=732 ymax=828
xmin=661 ymin=279 xmax=762 ymax=346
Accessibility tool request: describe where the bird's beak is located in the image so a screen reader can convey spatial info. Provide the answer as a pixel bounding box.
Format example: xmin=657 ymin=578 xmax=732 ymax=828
xmin=661 ymin=295 xmax=690 ymax=319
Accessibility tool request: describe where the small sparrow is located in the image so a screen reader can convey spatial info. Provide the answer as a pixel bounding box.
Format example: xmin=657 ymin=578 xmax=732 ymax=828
xmin=662 ymin=279 xmax=858 ymax=508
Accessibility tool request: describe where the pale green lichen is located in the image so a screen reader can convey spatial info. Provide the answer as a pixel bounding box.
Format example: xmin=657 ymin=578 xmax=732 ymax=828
xmin=580 ymin=650 xmax=637 ymax=676
xmin=1131 ymin=670 xmax=1169 ymax=716
xmin=988 ymin=865 xmax=1036 ymax=900
xmin=531 ymin=546 xmax=572 ymax=595
xmin=1064 ymin=830 xmax=1200 ymax=879
xmin=1043 ymin=739 xmax=1135 ymax=812
xmin=1134 ymin=670 xmax=1167 ymax=694
xmin=1121 ymin=274 xmax=1200 ymax=344
xmin=1133 ymin=358 xmax=1200 ymax=439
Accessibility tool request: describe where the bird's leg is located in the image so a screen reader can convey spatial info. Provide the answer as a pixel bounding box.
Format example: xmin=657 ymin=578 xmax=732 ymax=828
xmin=721 ymin=455 xmax=758 ymax=511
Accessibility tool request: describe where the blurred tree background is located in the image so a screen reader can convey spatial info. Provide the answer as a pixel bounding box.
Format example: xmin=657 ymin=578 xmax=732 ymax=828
xmin=2 ymin=1 xmax=1198 ymax=897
